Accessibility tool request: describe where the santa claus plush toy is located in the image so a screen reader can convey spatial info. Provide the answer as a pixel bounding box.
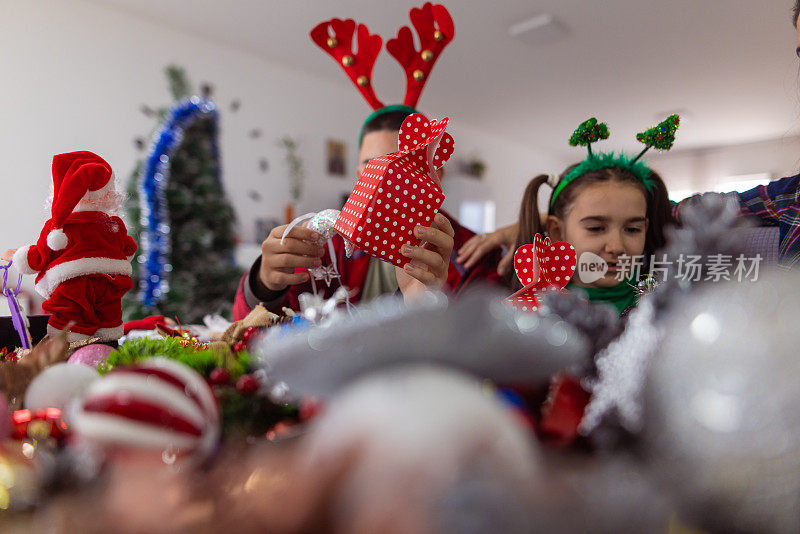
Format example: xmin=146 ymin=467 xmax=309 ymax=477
xmin=7 ymin=151 xmax=136 ymax=342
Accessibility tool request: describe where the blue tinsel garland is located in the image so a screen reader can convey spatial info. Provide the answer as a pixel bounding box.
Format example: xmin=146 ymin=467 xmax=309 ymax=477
xmin=138 ymin=96 xmax=220 ymax=307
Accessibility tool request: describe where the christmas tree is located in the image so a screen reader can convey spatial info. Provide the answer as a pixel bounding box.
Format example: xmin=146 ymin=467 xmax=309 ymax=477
xmin=123 ymin=66 xmax=243 ymax=323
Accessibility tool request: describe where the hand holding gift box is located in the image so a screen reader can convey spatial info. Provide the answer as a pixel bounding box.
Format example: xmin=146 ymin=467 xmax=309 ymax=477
xmin=335 ymin=113 xmax=453 ymax=268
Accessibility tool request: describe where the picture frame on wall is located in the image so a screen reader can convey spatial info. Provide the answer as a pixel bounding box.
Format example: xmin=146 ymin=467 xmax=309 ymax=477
xmin=255 ymin=217 xmax=281 ymax=243
xmin=326 ymin=139 xmax=347 ymax=176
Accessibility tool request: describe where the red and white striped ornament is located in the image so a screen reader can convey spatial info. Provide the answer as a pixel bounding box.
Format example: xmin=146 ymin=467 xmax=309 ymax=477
xmin=69 ymin=358 xmax=220 ymax=459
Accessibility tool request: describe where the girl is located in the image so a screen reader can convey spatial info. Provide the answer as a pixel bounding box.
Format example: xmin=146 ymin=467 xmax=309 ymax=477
xmin=512 ymin=165 xmax=672 ymax=315
xmin=510 ymin=117 xmax=677 ymax=315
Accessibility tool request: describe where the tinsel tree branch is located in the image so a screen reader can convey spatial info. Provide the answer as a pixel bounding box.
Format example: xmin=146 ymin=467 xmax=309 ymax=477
xmin=165 ymin=65 xmax=192 ymax=101
xmin=279 ymin=137 xmax=305 ymax=202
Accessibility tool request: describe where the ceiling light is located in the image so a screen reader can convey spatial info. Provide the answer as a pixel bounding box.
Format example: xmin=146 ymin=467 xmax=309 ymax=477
xmin=508 ymin=14 xmax=568 ymax=47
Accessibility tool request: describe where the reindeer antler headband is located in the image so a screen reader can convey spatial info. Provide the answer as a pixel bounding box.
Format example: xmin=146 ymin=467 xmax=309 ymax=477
xmin=311 ymin=3 xmax=454 ymax=138
xmin=550 ymin=115 xmax=681 ymax=208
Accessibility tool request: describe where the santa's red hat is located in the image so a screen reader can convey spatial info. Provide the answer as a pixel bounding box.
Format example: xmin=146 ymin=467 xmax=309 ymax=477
xmin=47 ymin=151 xmax=114 ymax=251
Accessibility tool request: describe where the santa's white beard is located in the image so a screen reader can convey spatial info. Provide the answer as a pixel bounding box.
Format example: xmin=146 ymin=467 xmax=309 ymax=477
xmin=45 ymin=189 xmax=126 ymax=218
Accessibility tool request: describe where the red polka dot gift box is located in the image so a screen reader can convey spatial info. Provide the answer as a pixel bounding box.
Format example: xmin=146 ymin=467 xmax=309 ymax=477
xmin=506 ymin=234 xmax=576 ymax=313
xmin=335 ymin=113 xmax=454 ymax=268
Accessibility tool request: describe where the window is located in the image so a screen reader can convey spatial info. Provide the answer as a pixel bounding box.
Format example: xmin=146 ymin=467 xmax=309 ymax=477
xmin=458 ymin=201 xmax=496 ymax=234
xmin=668 ymin=173 xmax=772 ymax=202
xmin=712 ymin=173 xmax=771 ymax=194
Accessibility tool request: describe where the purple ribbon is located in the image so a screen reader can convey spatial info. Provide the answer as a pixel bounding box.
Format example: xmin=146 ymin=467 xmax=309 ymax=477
xmin=1 ymin=261 xmax=31 ymax=350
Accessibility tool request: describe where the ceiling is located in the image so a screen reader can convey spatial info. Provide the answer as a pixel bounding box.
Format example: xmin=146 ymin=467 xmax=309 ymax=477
xmin=88 ymin=0 xmax=800 ymax=159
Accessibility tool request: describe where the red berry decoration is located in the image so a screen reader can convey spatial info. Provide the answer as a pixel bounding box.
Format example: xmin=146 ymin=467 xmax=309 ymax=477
xmin=233 ymin=340 xmax=247 ymax=353
xmin=209 ymin=368 xmax=231 ymax=386
xmin=299 ymin=398 xmax=324 ymax=422
xmin=242 ymin=327 xmax=257 ymax=342
xmin=235 ymin=374 xmax=259 ymax=395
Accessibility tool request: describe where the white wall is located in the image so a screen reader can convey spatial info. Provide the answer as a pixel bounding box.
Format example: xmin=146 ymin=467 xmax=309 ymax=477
xmin=0 ymin=0 xmax=560 ymax=314
xmin=648 ymin=135 xmax=800 ymax=195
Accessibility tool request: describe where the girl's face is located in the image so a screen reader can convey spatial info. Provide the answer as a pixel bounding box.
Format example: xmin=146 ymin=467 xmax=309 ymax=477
xmin=546 ymin=181 xmax=648 ymax=288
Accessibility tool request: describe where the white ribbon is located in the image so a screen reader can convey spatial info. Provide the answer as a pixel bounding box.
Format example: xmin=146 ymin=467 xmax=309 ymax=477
xmin=280 ymin=212 xmax=351 ymax=311
xmin=280 ymin=213 xmax=318 ymax=245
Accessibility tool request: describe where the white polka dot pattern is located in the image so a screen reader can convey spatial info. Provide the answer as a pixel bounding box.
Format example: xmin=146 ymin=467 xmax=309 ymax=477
xmin=506 ymin=234 xmax=577 ymax=314
xmin=334 ymin=113 xmax=451 ymax=267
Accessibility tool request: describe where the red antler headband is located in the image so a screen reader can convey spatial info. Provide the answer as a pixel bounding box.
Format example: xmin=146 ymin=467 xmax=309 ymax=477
xmin=310 ymin=3 xmax=455 ymax=111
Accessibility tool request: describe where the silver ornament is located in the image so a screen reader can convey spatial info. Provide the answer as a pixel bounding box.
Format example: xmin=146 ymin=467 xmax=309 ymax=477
xmin=643 ymin=269 xmax=800 ymax=534
xmin=306 ymin=209 xmax=354 ymax=257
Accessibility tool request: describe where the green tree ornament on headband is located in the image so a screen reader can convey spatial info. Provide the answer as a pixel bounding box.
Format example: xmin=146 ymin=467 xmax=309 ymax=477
xmin=633 ymin=114 xmax=680 ymax=162
xmin=568 ymin=117 xmax=610 ymax=157
xmin=551 ymin=114 xmax=680 ymax=208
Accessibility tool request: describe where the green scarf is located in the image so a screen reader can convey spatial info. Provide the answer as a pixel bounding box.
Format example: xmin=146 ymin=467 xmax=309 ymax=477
xmin=566 ymin=279 xmax=637 ymax=316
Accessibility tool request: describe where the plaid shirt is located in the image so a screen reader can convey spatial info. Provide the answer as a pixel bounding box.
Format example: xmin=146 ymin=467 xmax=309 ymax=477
xmin=673 ymin=174 xmax=800 ymax=268
xmin=737 ymin=174 xmax=800 ymax=268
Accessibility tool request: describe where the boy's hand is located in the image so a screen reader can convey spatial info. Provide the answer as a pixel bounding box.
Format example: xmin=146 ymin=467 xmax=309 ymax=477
xmin=258 ymin=225 xmax=325 ymax=292
xmin=395 ymin=213 xmax=455 ymax=300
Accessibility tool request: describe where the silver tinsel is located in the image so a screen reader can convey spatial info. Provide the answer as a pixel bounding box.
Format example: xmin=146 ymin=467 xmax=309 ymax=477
xmin=257 ymin=289 xmax=591 ymax=402
xmin=578 ymin=297 xmax=660 ymax=435
xmin=578 ymin=193 xmax=750 ymax=436
xmin=540 ymin=290 xmax=623 ymax=364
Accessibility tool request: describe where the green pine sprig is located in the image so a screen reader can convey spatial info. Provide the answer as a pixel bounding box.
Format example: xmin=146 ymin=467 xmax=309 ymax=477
xmin=97 ymin=337 xmax=250 ymax=379
xmin=569 ymin=118 xmax=610 ymax=157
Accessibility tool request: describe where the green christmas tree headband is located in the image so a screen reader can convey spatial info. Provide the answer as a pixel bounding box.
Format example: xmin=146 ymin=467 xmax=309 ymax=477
xmin=550 ymin=115 xmax=680 ymax=208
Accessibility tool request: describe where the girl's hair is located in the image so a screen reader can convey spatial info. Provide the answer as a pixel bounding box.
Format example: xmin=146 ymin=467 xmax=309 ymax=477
xmin=361 ymin=110 xmax=413 ymax=145
xmin=794 ymin=0 xmax=800 ymax=26
xmin=510 ymin=165 xmax=673 ymax=290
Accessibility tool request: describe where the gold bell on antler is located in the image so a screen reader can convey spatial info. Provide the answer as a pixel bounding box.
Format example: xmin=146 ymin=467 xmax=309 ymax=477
xmin=326 ymin=37 xmax=338 ymax=48
xmin=433 ymin=30 xmax=445 ymax=42
xmin=341 ymin=55 xmax=354 ymax=67
xmin=421 ymin=50 xmax=434 ymax=61
xmin=356 ymin=75 xmax=369 ymax=86
xmin=412 ymin=69 xmax=425 ymax=81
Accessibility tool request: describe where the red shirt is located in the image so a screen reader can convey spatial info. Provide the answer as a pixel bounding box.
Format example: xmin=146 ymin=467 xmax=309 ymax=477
xmin=233 ymin=211 xmax=502 ymax=320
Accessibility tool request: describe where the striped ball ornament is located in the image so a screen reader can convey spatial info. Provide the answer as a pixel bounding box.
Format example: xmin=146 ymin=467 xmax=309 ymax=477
xmin=69 ymin=358 xmax=221 ymax=459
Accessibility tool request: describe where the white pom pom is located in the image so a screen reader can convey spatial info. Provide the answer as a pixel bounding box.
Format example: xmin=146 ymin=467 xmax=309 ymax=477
xmin=47 ymin=228 xmax=68 ymax=250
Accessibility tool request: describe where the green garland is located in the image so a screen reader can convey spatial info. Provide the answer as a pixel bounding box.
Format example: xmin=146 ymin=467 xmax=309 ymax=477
xmin=98 ymin=337 xmax=249 ymax=379
xmin=99 ymin=337 xmax=298 ymax=437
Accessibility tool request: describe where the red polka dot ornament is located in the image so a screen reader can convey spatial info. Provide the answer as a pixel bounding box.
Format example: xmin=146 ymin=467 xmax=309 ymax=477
xmin=506 ymin=233 xmax=576 ymax=313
